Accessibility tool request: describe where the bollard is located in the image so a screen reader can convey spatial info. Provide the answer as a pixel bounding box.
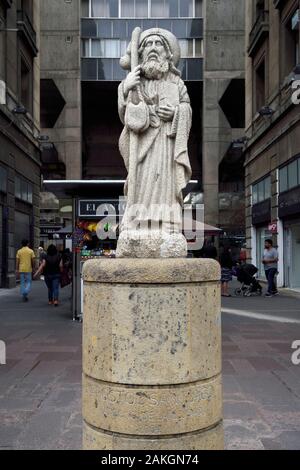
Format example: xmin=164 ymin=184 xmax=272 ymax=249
xmin=82 ymin=258 xmax=223 ymax=450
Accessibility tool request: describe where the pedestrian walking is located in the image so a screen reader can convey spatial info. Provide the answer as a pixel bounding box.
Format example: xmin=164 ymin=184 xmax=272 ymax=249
xmin=34 ymin=244 xmax=63 ymax=306
xmin=38 ymin=246 xmax=46 ymax=265
xmin=200 ymin=239 xmax=218 ymax=260
xmin=220 ymin=246 xmax=234 ymax=297
xmin=262 ymin=239 xmax=279 ymax=297
xmin=16 ymin=239 xmax=35 ymax=302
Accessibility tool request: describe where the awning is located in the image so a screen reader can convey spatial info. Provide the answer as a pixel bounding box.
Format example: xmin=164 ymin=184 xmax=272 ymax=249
xmin=183 ymin=217 xmax=223 ymax=235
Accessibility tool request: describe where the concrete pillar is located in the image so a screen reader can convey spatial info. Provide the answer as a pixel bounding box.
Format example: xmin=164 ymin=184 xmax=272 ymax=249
xmin=82 ymin=258 xmax=223 ymax=450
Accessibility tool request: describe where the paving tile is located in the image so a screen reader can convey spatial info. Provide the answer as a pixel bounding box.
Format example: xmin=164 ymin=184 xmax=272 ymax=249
xmin=1 ymin=280 xmax=300 ymax=449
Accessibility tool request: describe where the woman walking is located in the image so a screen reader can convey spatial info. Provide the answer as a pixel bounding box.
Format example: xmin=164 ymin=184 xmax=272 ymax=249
xmin=34 ymin=245 xmax=63 ymax=306
xmin=220 ymin=246 xmax=234 ymax=297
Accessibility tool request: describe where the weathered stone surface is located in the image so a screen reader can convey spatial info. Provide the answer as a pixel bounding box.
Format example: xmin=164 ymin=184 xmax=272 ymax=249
xmin=83 ymin=374 xmax=222 ymax=435
xmin=83 ymin=258 xmax=223 ymax=449
xmin=83 ymin=421 xmax=224 ymax=450
xmin=82 ymin=257 xmax=220 ymax=284
xmin=83 ymin=281 xmax=221 ymax=385
xmin=116 ymin=230 xmax=187 ymax=259
xmin=117 ymin=28 xmax=192 ymax=258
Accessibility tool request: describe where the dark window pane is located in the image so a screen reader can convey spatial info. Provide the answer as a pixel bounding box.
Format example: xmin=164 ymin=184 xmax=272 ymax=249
xmin=264 ymin=176 xmax=271 ymax=199
xmin=28 ymin=184 xmax=33 ymax=204
xmin=195 ymin=0 xmax=202 ymax=17
xmin=258 ymin=180 xmax=264 ymax=202
xmin=157 ymin=19 xmax=172 ymax=31
xmin=81 ymin=0 xmax=89 ymax=17
xmin=151 ymin=0 xmax=166 ymax=17
xmin=177 ymin=59 xmax=187 ymax=80
xmin=179 ymin=0 xmax=193 ymax=17
xmin=109 ymin=0 xmax=119 ymax=17
xmin=280 ymin=166 xmax=288 ymax=192
xmin=121 ymin=0 xmax=134 ymax=17
xmin=136 ymin=0 xmax=148 ymax=18
xmin=81 ymin=19 xmax=97 ymax=37
xmin=172 ymin=19 xmax=187 ymax=37
xmin=113 ymin=59 xmax=127 ymax=80
xmin=169 ymin=0 xmax=179 ymax=17
xmin=288 ymin=160 xmax=298 ymax=189
xmin=142 ymin=19 xmax=157 ymax=30
xmin=252 ymin=184 xmax=258 ymax=204
xmin=0 ymin=167 xmax=7 ymax=193
xmin=82 ymin=39 xmax=90 ymax=57
xmin=15 ymin=177 xmax=21 ymax=199
xmin=81 ymin=59 xmax=98 ymax=80
xmin=195 ymin=38 xmax=203 ymax=56
xmin=127 ymin=20 xmax=142 ymax=35
xmin=187 ymin=58 xmax=202 ymax=80
xmin=97 ymin=20 xmax=112 ymax=37
xmin=187 ymin=19 xmax=203 ymax=37
xmin=21 ymin=180 xmax=28 ymax=201
xmin=112 ymin=20 xmax=128 ymax=38
xmin=92 ymin=0 xmax=116 ymax=17
xmin=98 ymin=59 xmax=113 ymax=79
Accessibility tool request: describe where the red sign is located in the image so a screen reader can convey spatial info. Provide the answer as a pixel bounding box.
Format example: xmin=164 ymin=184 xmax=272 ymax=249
xmin=268 ymin=222 xmax=278 ymax=234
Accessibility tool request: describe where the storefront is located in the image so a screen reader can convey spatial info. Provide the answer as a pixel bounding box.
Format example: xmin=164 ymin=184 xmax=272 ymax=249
xmin=279 ymin=185 xmax=300 ymax=289
xmin=44 ymin=179 xmax=201 ymax=320
xmin=43 ymin=181 xmax=126 ymax=320
xmin=251 ymin=198 xmax=272 ymax=278
xmin=0 ymin=203 xmax=3 ymax=288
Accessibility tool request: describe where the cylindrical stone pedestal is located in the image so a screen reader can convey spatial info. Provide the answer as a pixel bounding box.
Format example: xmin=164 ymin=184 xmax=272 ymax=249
xmin=82 ymin=258 xmax=223 ymax=450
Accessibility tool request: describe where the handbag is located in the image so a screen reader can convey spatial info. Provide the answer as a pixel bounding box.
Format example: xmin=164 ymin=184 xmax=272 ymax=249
xmin=60 ymin=267 xmax=71 ymax=288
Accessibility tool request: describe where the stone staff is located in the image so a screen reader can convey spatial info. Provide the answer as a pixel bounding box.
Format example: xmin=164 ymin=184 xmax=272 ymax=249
xmin=124 ymin=27 xmax=148 ymax=223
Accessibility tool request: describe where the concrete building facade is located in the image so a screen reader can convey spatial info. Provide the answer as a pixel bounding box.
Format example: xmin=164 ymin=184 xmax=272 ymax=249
xmin=203 ymin=0 xmax=246 ymax=238
xmin=244 ymin=0 xmax=300 ymax=289
xmin=40 ymin=0 xmax=246 ymax=247
xmin=0 ymin=0 xmax=40 ymax=288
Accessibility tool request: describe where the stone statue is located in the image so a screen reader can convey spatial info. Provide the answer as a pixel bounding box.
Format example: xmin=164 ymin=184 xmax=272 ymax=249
xmin=116 ymin=28 xmax=192 ymax=258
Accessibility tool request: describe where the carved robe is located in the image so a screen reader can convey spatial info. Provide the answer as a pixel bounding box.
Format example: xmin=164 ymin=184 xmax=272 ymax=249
xmin=118 ymin=71 xmax=192 ymax=232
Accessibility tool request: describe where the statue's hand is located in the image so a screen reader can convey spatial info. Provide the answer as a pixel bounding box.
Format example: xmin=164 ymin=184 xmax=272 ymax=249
xmin=157 ymin=104 xmax=175 ymax=122
xmin=123 ymin=66 xmax=141 ymax=96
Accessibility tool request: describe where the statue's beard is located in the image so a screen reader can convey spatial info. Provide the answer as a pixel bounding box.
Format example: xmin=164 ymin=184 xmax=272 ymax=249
xmin=141 ymin=58 xmax=170 ymax=79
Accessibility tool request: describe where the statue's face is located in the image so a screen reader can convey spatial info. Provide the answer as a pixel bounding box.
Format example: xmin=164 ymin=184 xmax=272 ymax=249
xmin=141 ymin=35 xmax=168 ymax=64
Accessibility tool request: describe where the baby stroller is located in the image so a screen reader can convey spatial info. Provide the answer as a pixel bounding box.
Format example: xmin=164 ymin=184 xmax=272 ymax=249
xmin=233 ymin=263 xmax=263 ymax=297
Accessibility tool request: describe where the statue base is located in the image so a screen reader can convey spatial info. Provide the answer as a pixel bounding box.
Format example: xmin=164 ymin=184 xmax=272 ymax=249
xmin=116 ymin=230 xmax=187 ymax=258
xmin=82 ymin=258 xmax=223 ymax=450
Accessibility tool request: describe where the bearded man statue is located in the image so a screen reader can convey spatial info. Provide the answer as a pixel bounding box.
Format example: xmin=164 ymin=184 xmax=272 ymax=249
xmin=116 ymin=28 xmax=192 ymax=258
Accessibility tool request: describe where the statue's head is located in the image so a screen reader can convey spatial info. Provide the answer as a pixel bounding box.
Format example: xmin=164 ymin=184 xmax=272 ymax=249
xmin=120 ymin=28 xmax=181 ymax=79
xmin=139 ymin=34 xmax=170 ymax=79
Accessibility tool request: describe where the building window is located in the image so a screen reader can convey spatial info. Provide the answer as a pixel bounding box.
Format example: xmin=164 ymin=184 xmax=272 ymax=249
xmin=20 ymin=56 xmax=32 ymax=114
xmin=81 ymin=17 xmax=203 ymax=38
xmin=252 ymin=175 xmax=271 ymax=205
xmin=82 ymin=0 xmax=90 ymax=17
xmin=82 ymin=37 xmax=203 ymax=58
xmin=81 ymin=0 xmax=203 ymax=18
xmin=254 ymin=58 xmax=265 ymax=113
xmin=19 ymin=0 xmax=33 ymax=20
xmin=282 ymin=9 xmax=299 ymax=77
xmin=91 ymin=0 xmax=119 ymax=17
xmin=0 ymin=166 xmax=7 ymax=193
xmin=279 ymin=157 xmax=300 ymax=193
xmin=254 ymin=0 xmax=264 ymax=21
xmin=15 ymin=176 xmax=33 ymax=204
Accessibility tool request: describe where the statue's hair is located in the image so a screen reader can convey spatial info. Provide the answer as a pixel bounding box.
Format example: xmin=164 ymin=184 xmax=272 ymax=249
xmin=138 ymin=35 xmax=181 ymax=77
